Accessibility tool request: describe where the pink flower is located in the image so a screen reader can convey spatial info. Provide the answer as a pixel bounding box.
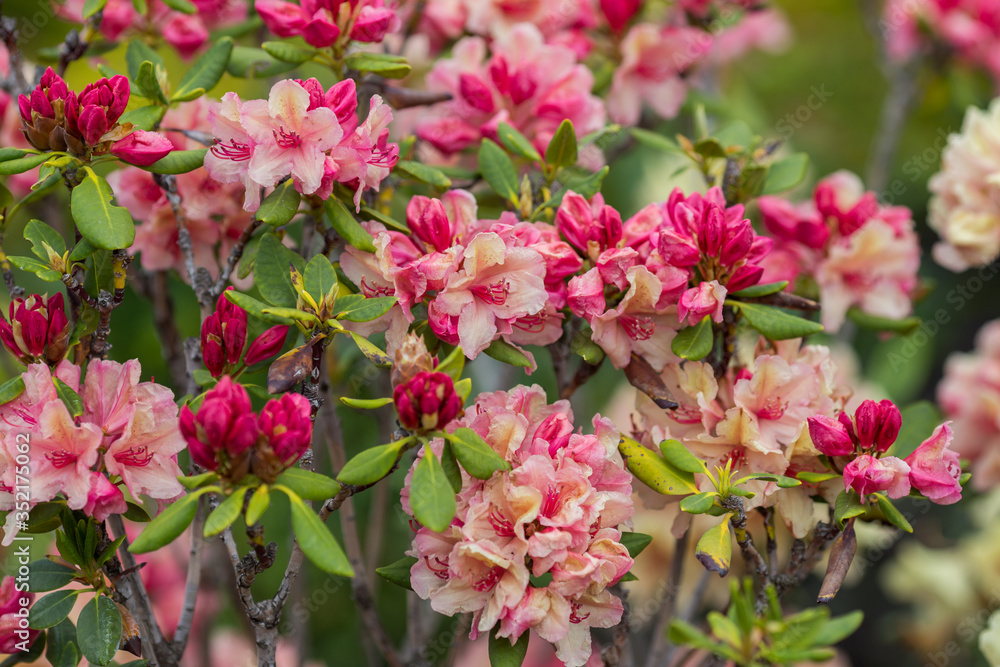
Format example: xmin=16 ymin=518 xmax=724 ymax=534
xmin=0 ymin=576 xmax=38 ymax=653
xmin=600 ymin=0 xmax=641 ymax=31
xmin=567 ymin=268 xmax=607 ymax=320
xmin=0 ymin=293 xmax=71 ymax=366
xmin=843 ymin=454 xmax=911 ymax=499
xmin=83 ymin=471 xmax=128 ymax=522
xmin=677 ymin=280 xmax=727 ymax=326
xmin=179 ymin=376 xmax=259 ymax=473
xmin=905 ymin=423 xmax=962 ymax=505
xmin=162 ymin=12 xmax=210 ymax=57
xmin=608 ymin=23 xmax=711 ymax=126
xmin=204 ymin=92 xmax=265 ymax=212
xmin=258 ymin=393 xmax=312 ymax=467
xmin=807 ymin=414 xmax=854 ymax=457
xmin=394 ymin=371 xmax=464 ymax=432
xmin=111 ymin=129 xmax=173 ymax=166
xmin=433 ymin=232 xmax=548 ymax=358
xmin=555 ymin=191 xmax=624 ymax=261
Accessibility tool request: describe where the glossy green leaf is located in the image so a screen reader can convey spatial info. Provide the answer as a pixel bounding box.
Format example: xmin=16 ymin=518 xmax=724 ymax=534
xmin=71 ymin=167 xmax=135 ymax=250
xmin=254 ymin=233 xmax=306 ymax=308
xmin=619 ymin=532 xmax=653 ymax=558
xmin=45 ymin=618 xmax=79 ymax=667
xmin=545 ymin=119 xmax=578 ymax=168
xmin=619 ymin=435 xmax=698 ymax=495
xmin=730 ymin=302 xmax=823 ymax=340
xmin=833 ymin=490 xmax=865 ymax=527
xmin=659 ymin=439 xmax=708 ymax=474
xmin=178 ymin=471 xmax=220 ymax=490
xmin=324 ymin=196 xmax=376 ymax=252
xmin=26 ymin=560 xmax=77 ymax=592
xmin=795 ymin=471 xmax=841 ymax=484
xmin=395 ymin=160 xmax=452 ymax=188
xmin=172 ymin=37 xmax=233 ymax=101
xmin=873 ymin=493 xmax=913 ymax=533
xmin=445 ymin=427 xmax=509 ymax=480
xmin=142 ymin=149 xmax=208 ymax=175
xmin=496 ymin=122 xmax=542 ymax=163
xmin=441 ymin=440 xmax=463 ymax=493
xmin=337 ymin=440 xmax=408 ymax=486
xmin=478 ymin=139 xmax=519 ymax=203
xmin=28 ymin=590 xmax=80 ymax=630
xmin=0 ymin=153 xmax=48 ymax=176
xmin=286 ymin=488 xmax=353 ymax=576
xmin=484 ymin=339 xmax=532 ymax=368
xmin=134 ymin=60 xmax=167 ymax=104
xmin=489 ymin=627 xmax=529 ymax=667
xmin=304 ymin=254 xmax=337 ymax=305
xmin=0 ymin=376 xmax=26 ymax=405
xmin=375 ymin=556 xmax=417 ymax=590
xmin=204 ymin=486 xmax=247 ymax=537
xmin=275 ymin=467 xmax=341 ymax=501
xmin=729 ymin=281 xmax=788 ymax=299
xmin=340 ymin=396 xmax=393 ymax=409
xmin=410 ymin=448 xmax=456 ymax=532
xmin=76 ymin=596 xmax=122 ymax=666
xmin=130 ymin=488 xmax=212 ymax=553
xmin=245 ymin=485 xmax=270 ymax=526
xmin=680 ymin=491 xmax=719 ymax=514
xmin=344 ymin=52 xmax=411 ymax=78
xmin=256 ymin=179 xmax=301 ymax=226
xmin=119 ymin=104 xmax=167 ymax=131
xmin=333 ymin=294 xmax=397 ymax=322
xmin=53 ymin=378 xmax=83 ymax=417
xmin=262 ymin=41 xmax=318 ymax=64
xmin=671 ymin=315 xmax=714 ymax=361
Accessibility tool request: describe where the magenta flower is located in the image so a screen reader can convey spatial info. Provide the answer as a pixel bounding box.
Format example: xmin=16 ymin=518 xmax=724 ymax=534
xmin=258 ymin=393 xmax=312 ymax=466
xmin=202 ymin=286 xmax=249 ymax=377
xmin=677 ymin=280 xmax=727 ymax=327
xmin=179 ymin=376 xmax=259 ymax=473
xmin=854 ymin=399 xmax=902 ymax=453
xmin=83 ymin=471 xmax=127 ymax=522
xmin=110 ymin=129 xmax=173 ymax=166
xmin=905 ymin=422 xmax=963 ymax=505
xmin=843 ymin=454 xmax=911 ymax=499
xmin=807 ymin=414 xmax=855 ymax=457
xmin=393 ymin=371 xmax=463 ymax=432
xmin=245 ymin=326 xmax=290 ymax=366
xmin=76 ymin=74 xmax=130 ymax=144
xmin=0 ymin=292 xmax=71 ymax=366
xmin=0 ymin=577 xmax=39 ymax=653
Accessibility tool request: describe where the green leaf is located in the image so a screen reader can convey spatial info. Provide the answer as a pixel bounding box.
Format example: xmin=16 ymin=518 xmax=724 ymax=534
xmin=630 ymin=127 xmax=683 ymax=153
xmin=124 ymin=501 xmax=151 ymax=522
xmin=275 ymin=467 xmax=341 ymax=501
xmin=55 ymin=529 xmax=83 ymax=567
xmin=887 ymin=401 xmax=942 ymax=458
xmin=324 ymin=197 xmax=376 ymax=252
xmin=680 ymin=491 xmax=719 ymax=514
xmin=713 ymin=120 xmax=755 ymax=149
xmin=489 ymin=626 xmax=529 ymax=667
xmin=440 ymin=440 xmax=463 ymax=493
xmin=478 ymin=139 xmax=519 ymax=203
xmin=204 ymin=487 xmax=247 ymax=537
xmin=0 ymin=148 xmax=28 ymax=162
xmin=119 ymin=104 xmax=166 ymax=131
xmin=95 ymin=535 xmax=126 ymax=567
xmin=134 ymin=60 xmax=167 ymax=104
xmin=348 ymin=331 xmax=392 ymax=367
xmin=286 ymin=488 xmax=353 ymax=576
xmin=795 ymin=471 xmax=841 ymax=484
xmin=28 ymin=590 xmax=80 ymax=630
xmin=254 ymin=233 xmax=306 ymax=308
xmin=496 ymin=122 xmax=542 ymax=163
xmin=694 ymin=138 xmax=727 ymax=159
xmin=669 ymin=619 xmax=723 ymax=653
xmin=695 ymin=516 xmax=732 ymax=577
xmin=340 ymin=396 xmax=393 ymax=410
xmin=484 ymin=339 xmax=532 ymax=368
xmin=161 ymin=0 xmax=195 ymax=12
xmin=333 ymin=294 xmax=397 ymax=322
xmin=812 ymin=610 xmax=864 ymax=646
xmin=445 ymin=427 xmax=509 ymax=480
xmin=375 ymin=556 xmax=417 ymax=590
xmin=344 ymin=52 xmax=411 ymax=78
xmin=262 ymin=41 xmax=318 ymax=63
xmin=671 ymin=315 xmax=714 ymax=361
xmin=730 ymin=302 xmax=823 ymax=340
xmin=410 ymin=448 xmax=456 ymax=532
xmin=27 ymin=560 xmax=77 ymax=592
xmin=337 ymin=440 xmax=408 ymax=486
xmin=178 ymin=471 xmax=219 ymax=490
xmin=304 ymin=254 xmax=337 ymax=305
xmin=76 ymin=595 xmax=122 ymax=666
xmin=707 ymin=610 xmax=743 ymax=649
xmin=53 ymin=378 xmax=83 ymax=417
xmin=846 ymin=307 xmax=921 ymax=335
xmin=227 ymin=46 xmax=297 ymax=78
xmin=125 ymin=40 xmax=163 ymax=81
xmin=833 ymin=490 xmax=865 ymax=527
xmin=46 ymin=617 xmax=79 ymax=667
xmin=729 ymin=281 xmax=788 ymax=299
xmin=395 ymin=160 xmax=452 ymax=189
xmin=761 ymin=153 xmax=809 ymax=195
xmin=0 ymin=376 xmax=26 ymax=405
xmin=130 ymin=488 xmax=211 ymax=553
xmin=359 ymin=205 xmax=409 ymax=232
xmin=245 ymin=485 xmax=270 ymax=526
xmin=659 ymin=439 xmax=708 ymax=474
xmin=142 ymin=149 xmax=208 ymax=175
xmin=24 ymin=218 xmax=67 ymax=260
xmin=873 ymin=493 xmax=913 ymax=533
xmin=172 ymin=37 xmax=233 ymax=101
xmin=619 ymin=532 xmax=653 ymax=559
xmin=256 ymin=179 xmax=301 ymax=226
xmin=619 ymin=435 xmax=699 ymax=495
xmin=9 ymin=255 xmax=61 ymax=281
xmin=71 ymin=166 xmax=135 ymax=250
xmin=545 ymin=119 xmax=578 ymax=168
xmin=435 ymin=345 xmax=465 ymax=381
xmin=0 ymin=153 xmax=49 ymax=176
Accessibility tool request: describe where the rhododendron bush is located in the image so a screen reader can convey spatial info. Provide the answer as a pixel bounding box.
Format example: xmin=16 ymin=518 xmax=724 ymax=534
xmin=0 ymin=0 xmax=996 ymax=666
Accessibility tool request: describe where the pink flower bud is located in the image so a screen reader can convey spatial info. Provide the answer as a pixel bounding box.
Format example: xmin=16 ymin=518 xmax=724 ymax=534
xmin=162 ymin=13 xmax=209 ymax=58
xmin=555 ymin=191 xmax=594 ymax=254
xmin=393 ymin=371 xmax=463 ymax=432
xmin=77 ymin=104 xmax=110 ymax=145
xmin=854 ymin=399 xmax=901 ymax=452
xmin=0 ymin=577 xmax=39 ymax=654
xmin=567 ymin=268 xmax=606 ymax=320
xmin=110 ymin=130 xmax=174 ymax=166
xmin=179 ymin=376 xmax=259 ymax=472
xmin=807 ymin=415 xmax=855 ymax=456
xmin=842 ymin=454 xmax=911 ymax=498
xmin=458 ymin=73 xmax=495 ymax=114
xmin=350 ymin=3 xmax=396 ymax=42
xmin=258 ymin=393 xmax=312 ymax=465
xmin=697 ymin=208 xmax=725 ymax=257
xmin=296 ymin=77 xmax=326 ymax=110
xmin=2 ymin=293 xmax=71 ymax=365
xmin=407 ymin=196 xmax=452 ymax=252
xmin=324 ymin=79 xmax=359 ymax=133
xmin=904 ymin=423 xmax=962 ymax=505
xmin=600 ymin=0 xmax=641 ymax=31
xmin=302 ymin=10 xmax=341 ymax=47
xmin=245 ymin=325 xmax=290 ymax=366
xmin=78 ymin=74 xmax=129 ymax=126
xmin=657 ymin=230 xmax=701 ymax=267
xmin=724 ymin=264 xmax=764 ymax=292
xmin=83 ymin=471 xmax=127 ymax=522
xmin=677 ymin=281 xmax=727 ymax=327
xmin=255 ymin=0 xmax=309 ymax=37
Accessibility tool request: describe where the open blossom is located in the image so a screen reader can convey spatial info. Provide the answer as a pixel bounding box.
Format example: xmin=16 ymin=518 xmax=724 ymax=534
xmin=758 ymin=170 xmax=920 ymax=331
xmin=404 ymin=385 xmax=633 ymax=667
xmin=205 ymin=78 xmax=397 ymax=212
xmin=937 ymin=319 xmax=1000 ymax=491
xmin=927 ymin=99 xmax=1000 ymax=271
xmin=0 ymin=359 xmax=184 ymax=544
xmin=905 ymin=423 xmax=963 ymax=505
xmin=843 ymin=454 xmax=911 ymax=498
xmin=415 ymin=23 xmax=605 ymax=157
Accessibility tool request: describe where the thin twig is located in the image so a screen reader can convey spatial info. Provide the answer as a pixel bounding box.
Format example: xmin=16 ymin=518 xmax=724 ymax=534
xmin=171 ymin=499 xmax=206 ymax=653
xmin=646 ymin=531 xmax=689 ymax=667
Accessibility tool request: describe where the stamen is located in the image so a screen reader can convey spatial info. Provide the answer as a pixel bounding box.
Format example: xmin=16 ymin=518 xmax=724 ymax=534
xmin=471 ymin=279 xmax=510 ymax=305
xmin=620 ymin=314 xmax=654 ymax=341
xmin=210 ymin=139 xmax=251 ymax=161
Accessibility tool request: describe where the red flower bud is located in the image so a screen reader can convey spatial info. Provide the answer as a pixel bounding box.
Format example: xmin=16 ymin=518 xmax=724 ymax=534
xmin=258 ymin=393 xmax=312 ymax=466
xmin=600 ymin=0 xmax=641 ymax=32
xmin=350 ymin=3 xmax=395 ymax=42
xmin=393 ymin=371 xmax=463 ymax=432
xmin=200 ymin=287 xmax=249 ymax=377
xmin=854 ymin=399 xmax=901 ymax=452
xmin=180 ymin=377 xmax=259 ymax=473
xmin=1 ymin=293 xmax=72 ymax=365
xmin=110 ymin=130 xmax=174 ymax=166
xmin=245 ymin=326 xmax=290 ymax=366
xmin=807 ymin=415 xmax=854 ymax=457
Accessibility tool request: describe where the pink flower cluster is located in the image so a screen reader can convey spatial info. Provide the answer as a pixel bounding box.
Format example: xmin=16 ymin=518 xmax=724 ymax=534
xmin=404 ymin=385 xmax=634 ymax=667
xmin=109 ymin=101 xmax=255 ymax=279
xmin=204 ymin=77 xmax=397 ymax=211
xmin=415 ymin=24 xmax=606 ymax=157
xmin=57 ymin=0 xmax=246 ymax=57
xmin=884 ymin=0 xmax=1000 ymax=87
xmin=0 ymin=293 xmax=71 ymax=367
xmin=341 ymin=189 xmax=573 ymax=360
xmin=256 ymin=0 xmax=398 ymax=47
xmin=758 ymin=170 xmax=921 ymax=331
xmin=636 ymin=338 xmax=850 ymax=537
xmin=808 ymin=399 xmax=963 ymax=505
xmin=566 ymin=186 xmax=769 ymax=369
xmin=0 ymin=359 xmax=185 ymax=544
xmin=938 ymin=319 xmax=1000 ymax=492
xmin=179 ymin=377 xmax=312 ymax=481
